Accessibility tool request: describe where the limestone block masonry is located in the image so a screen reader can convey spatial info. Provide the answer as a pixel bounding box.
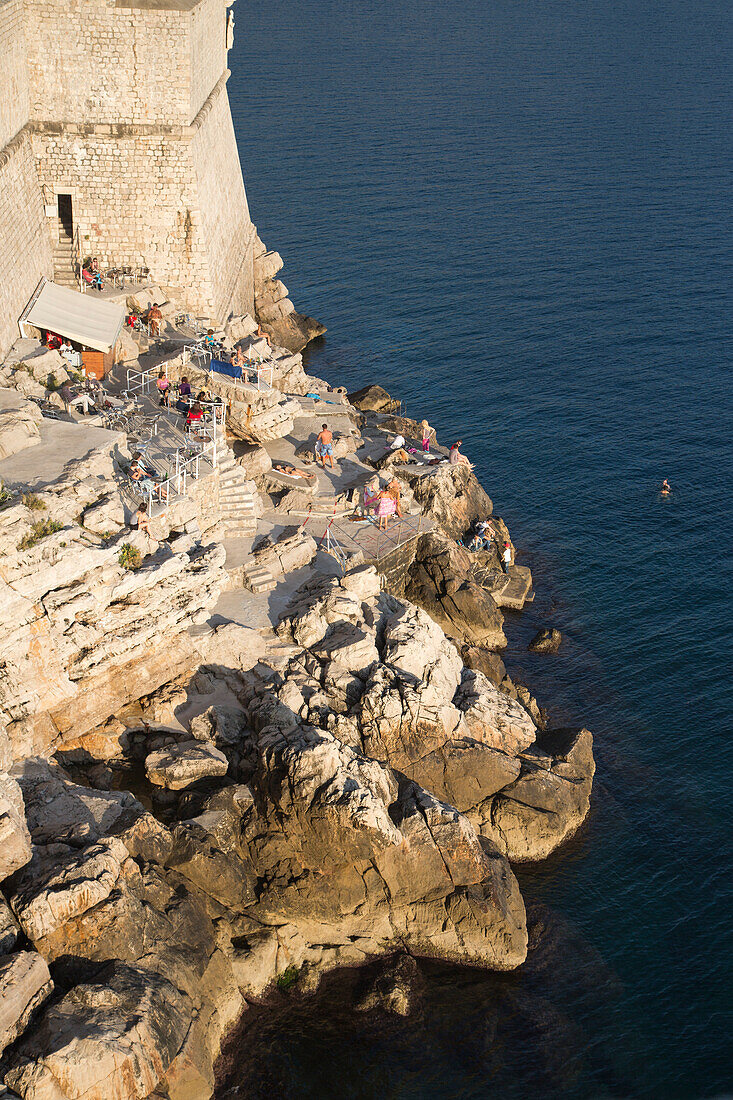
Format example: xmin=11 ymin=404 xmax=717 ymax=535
xmin=0 ymin=0 xmax=257 ymax=357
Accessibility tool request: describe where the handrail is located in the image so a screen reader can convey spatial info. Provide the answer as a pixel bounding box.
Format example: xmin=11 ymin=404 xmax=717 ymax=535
xmin=321 ymin=524 xmax=348 ymax=574
xmin=126 ymin=362 xmax=166 ymax=397
xmin=73 ymin=227 xmax=83 ymax=293
xmin=144 ymin=405 xmax=225 ymax=518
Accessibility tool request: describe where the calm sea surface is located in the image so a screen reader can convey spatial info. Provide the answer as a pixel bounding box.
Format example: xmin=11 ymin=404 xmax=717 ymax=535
xmin=222 ymin=1 xmax=733 ymax=1096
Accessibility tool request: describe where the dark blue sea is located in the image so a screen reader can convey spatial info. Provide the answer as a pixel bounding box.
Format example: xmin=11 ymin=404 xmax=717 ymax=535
xmin=222 ymin=1 xmax=733 ymax=1096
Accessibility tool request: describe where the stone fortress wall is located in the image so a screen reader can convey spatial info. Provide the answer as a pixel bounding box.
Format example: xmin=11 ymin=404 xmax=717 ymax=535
xmin=0 ymin=0 xmax=54 ymax=360
xmin=0 ymin=0 xmax=255 ymax=358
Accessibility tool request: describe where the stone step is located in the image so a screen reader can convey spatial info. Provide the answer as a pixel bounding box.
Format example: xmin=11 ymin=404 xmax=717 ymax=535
xmin=220 ymin=508 xmax=256 ymax=521
xmin=220 ymin=489 xmax=255 ymax=501
xmin=222 ymin=520 xmax=257 ymax=534
xmin=221 ymin=497 xmax=254 ymax=509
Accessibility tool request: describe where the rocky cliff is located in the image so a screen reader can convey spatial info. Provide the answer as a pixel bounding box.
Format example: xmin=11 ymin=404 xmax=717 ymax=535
xmin=0 ymin=321 xmax=594 ymax=1099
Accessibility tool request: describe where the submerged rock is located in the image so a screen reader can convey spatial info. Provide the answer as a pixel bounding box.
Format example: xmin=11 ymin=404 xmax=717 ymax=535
xmin=529 ymin=627 xmax=562 ymax=654
xmin=355 ymin=954 xmax=420 ymax=1016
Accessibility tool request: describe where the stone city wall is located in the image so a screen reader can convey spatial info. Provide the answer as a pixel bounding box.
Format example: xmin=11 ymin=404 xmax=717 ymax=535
xmin=190 ymin=86 xmax=256 ymax=320
xmin=0 ymin=0 xmax=30 ymax=150
xmin=189 ymin=0 xmax=229 ymax=119
xmin=24 ymin=0 xmax=192 ymax=127
xmin=0 ymin=1 xmax=52 ymax=358
xmin=32 ymin=128 xmax=217 ymax=311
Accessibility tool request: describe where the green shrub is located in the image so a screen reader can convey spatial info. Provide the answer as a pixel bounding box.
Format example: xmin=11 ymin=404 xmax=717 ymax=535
xmin=0 ymin=481 xmax=12 ymax=510
xmin=46 ymin=373 xmax=59 ymax=391
xmin=276 ymin=966 xmax=300 ymax=992
xmin=118 ymin=543 xmax=142 ymax=571
xmin=18 ymin=519 xmax=63 ymax=550
xmin=21 ymin=492 xmax=46 ymax=512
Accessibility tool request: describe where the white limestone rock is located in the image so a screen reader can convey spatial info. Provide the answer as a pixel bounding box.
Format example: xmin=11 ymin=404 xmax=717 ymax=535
xmin=6 ymin=963 xmax=190 ymax=1100
xmin=10 ymin=837 xmax=129 ymax=942
xmin=0 ymin=774 xmax=32 ymax=883
xmin=0 ymin=951 xmax=53 ymax=1056
xmin=0 ymin=393 xmax=42 ymax=459
xmin=145 ymin=740 xmax=229 ymax=789
xmin=455 ymin=669 xmax=538 ymax=756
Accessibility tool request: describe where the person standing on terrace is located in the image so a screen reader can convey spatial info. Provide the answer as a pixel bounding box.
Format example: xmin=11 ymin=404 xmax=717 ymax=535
xmin=315 ymin=424 xmax=334 ymax=469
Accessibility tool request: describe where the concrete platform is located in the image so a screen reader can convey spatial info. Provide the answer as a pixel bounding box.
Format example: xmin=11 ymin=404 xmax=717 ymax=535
xmin=0 ymin=417 xmax=124 ymax=488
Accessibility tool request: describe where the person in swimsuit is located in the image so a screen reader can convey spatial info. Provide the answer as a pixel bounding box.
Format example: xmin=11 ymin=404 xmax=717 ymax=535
xmin=315 ymin=423 xmax=334 ymax=469
xmin=660 ymin=478 xmax=671 ymax=495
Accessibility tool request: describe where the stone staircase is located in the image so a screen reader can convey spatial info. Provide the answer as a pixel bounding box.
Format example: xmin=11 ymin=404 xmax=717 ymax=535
xmin=53 ymin=235 xmax=77 ymax=289
xmin=217 ymin=449 xmax=260 ymax=538
xmin=242 ymin=559 xmax=276 ymax=594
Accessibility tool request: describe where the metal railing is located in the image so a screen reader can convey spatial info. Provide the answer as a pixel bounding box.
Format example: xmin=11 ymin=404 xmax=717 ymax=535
xmin=126 ymin=363 xmax=166 ymax=397
xmin=321 ymin=521 xmax=349 ymax=574
xmin=72 ymin=227 xmax=84 ymax=293
xmin=142 ymin=401 xmax=225 ymax=518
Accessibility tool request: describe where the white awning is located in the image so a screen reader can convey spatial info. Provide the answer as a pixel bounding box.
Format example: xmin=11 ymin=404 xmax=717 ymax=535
xmin=23 ymin=280 xmax=125 ymax=353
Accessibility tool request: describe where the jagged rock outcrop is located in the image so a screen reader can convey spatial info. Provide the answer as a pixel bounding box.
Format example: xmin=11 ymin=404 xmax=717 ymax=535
xmin=0 ymin=951 xmax=53 ymax=1057
xmin=268 ymin=566 xmax=592 ymax=861
xmin=253 ymin=234 xmax=326 ymax=352
xmin=0 ymin=392 xmax=42 ymax=459
xmin=406 ymin=531 xmax=507 ymax=648
xmin=0 ymin=455 xmax=228 ymax=759
xmin=347 ymin=384 xmax=397 ymax=413
xmin=145 ymin=740 xmax=229 ymax=789
xmin=6 ymin=963 xmax=191 ymax=1100
xmin=529 ymin=626 xmax=563 ymax=653
xmin=479 ymin=728 xmax=595 ymax=862
xmin=396 ymin=463 xmax=493 ymax=540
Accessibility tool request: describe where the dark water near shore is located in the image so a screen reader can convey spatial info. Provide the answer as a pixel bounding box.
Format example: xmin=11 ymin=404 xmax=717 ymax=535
xmin=223 ymin=1 xmax=733 ymax=1096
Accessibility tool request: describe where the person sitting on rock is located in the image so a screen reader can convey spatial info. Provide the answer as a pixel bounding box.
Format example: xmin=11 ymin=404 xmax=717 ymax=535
xmin=315 ymin=423 xmax=334 ymax=469
xmin=132 ymin=502 xmax=157 ymax=540
xmin=467 ymin=519 xmax=495 ymax=552
xmin=256 ymin=323 xmax=272 ymax=349
xmin=449 ymin=440 xmax=474 ymax=469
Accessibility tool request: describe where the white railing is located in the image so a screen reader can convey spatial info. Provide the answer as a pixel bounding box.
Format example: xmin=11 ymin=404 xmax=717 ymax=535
xmin=182 ymin=343 xmax=213 ymax=369
xmin=126 ymin=362 xmax=166 ymax=397
xmin=321 ymin=520 xmax=349 ymax=574
xmin=144 ymin=400 xmax=225 ymax=518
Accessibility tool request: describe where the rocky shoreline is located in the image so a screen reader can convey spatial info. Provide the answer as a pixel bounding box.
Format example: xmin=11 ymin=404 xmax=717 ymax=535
xmin=0 ymin=282 xmax=594 ymax=1099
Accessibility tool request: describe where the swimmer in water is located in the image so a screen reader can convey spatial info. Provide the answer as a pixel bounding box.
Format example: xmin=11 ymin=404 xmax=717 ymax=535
xmin=660 ymin=478 xmax=671 ymax=495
